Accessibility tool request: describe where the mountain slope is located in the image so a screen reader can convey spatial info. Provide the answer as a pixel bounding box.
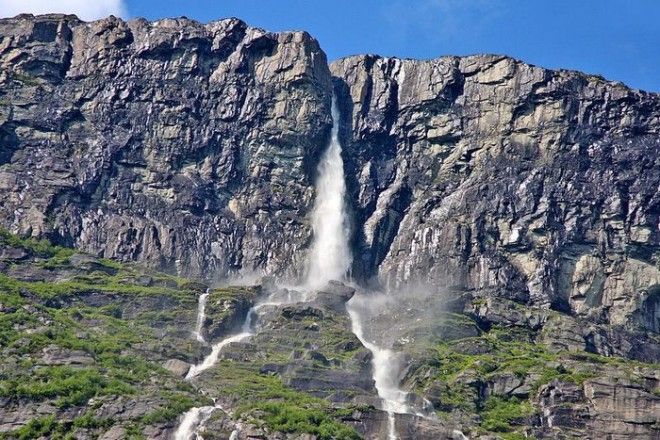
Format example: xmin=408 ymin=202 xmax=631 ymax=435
xmin=0 ymin=13 xmax=658 ymax=440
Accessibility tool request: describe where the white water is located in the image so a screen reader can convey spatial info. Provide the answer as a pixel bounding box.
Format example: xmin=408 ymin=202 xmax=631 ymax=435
xmin=192 ymin=291 xmax=209 ymax=343
xmin=305 ymin=94 xmax=352 ymax=290
xmin=176 ymin=93 xmax=412 ymax=439
xmin=174 ymin=405 xmax=218 ymax=440
xmin=347 ymin=298 xmax=410 ymax=440
xmin=186 ymin=299 xmax=286 ymax=379
xmin=175 ymin=292 xmax=300 ymax=439
xmin=307 ymin=95 xmax=410 ymax=438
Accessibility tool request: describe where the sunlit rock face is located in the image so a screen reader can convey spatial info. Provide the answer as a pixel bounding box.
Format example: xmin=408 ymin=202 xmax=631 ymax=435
xmin=0 ymin=14 xmax=332 ymax=282
xmin=1 ymin=15 xmax=659 ymax=334
xmin=1 ymin=14 xmax=660 ymax=440
xmin=330 ymin=55 xmax=660 ymax=332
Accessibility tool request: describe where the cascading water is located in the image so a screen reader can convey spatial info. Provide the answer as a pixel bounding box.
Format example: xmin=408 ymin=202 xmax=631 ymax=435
xmin=305 ymin=94 xmax=352 ymax=289
xmin=175 ymin=92 xmax=412 ymax=439
xmin=186 ymin=313 xmax=254 ymax=379
xmin=175 ymin=293 xmax=298 ymax=438
xmin=192 ymin=290 xmax=209 ymax=343
xmin=173 ymin=405 xmax=218 ymax=440
xmin=347 ymin=297 xmax=411 ymax=440
xmin=308 ymin=93 xmax=411 ymax=439
xmin=173 ymin=94 xmax=353 ymax=438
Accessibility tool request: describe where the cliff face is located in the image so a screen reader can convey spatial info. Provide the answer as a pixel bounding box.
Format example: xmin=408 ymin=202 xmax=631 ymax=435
xmin=1 ymin=14 xmax=660 ymax=440
xmin=330 ymin=55 xmax=660 ymax=333
xmin=2 ymin=14 xmax=659 ymax=334
xmin=0 ymin=14 xmax=331 ymax=281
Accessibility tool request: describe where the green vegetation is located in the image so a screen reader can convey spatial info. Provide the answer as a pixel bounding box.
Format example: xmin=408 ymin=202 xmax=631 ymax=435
xmin=0 ymin=366 xmax=133 ymax=408
xmin=214 ymin=362 xmax=361 ymax=439
xmin=404 ymin=308 xmax=658 ymax=439
xmin=405 ymin=318 xmax=596 ymax=435
xmin=141 ymin=392 xmax=208 ymax=424
xmin=0 ymin=230 xmax=209 ymax=438
xmin=0 ymin=413 xmax=113 ymax=440
xmin=0 ymin=229 xmax=70 ymax=257
xmin=480 ymin=396 xmax=534 ymax=432
xmin=2 ymin=416 xmax=61 ymax=440
xmin=11 ymin=72 xmax=40 ymax=86
xmin=0 ymin=272 xmax=195 ymax=300
xmin=205 ymin=286 xmax=260 ymax=325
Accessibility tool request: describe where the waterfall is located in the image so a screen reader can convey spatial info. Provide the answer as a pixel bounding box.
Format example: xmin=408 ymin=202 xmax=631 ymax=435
xmin=176 ymin=92 xmax=411 ymax=439
xmin=347 ymin=297 xmax=410 ymax=440
xmin=174 ymin=292 xmax=300 ymax=439
xmin=306 ymin=93 xmax=411 ymax=439
xmin=173 ymin=292 xmax=254 ymax=439
xmin=305 ymin=94 xmax=352 ymax=289
xmin=185 ymin=318 xmax=253 ymax=379
xmin=192 ymin=290 xmax=209 ymax=343
xmin=306 ymin=93 xmax=410 ymax=439
xmin=174 ymin=405 xmax=217 ymax=440
xmin=186 ymin=300 xmax=286 ymax=379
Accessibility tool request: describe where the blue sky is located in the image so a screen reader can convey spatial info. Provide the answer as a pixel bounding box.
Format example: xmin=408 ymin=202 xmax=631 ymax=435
xmin=2 ymin=1 xmax=659 ymax=91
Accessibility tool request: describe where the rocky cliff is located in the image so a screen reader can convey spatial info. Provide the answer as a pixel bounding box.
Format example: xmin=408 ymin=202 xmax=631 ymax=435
xmin=0 ymin=13 xmax=331 ymax=281
xmin=0 ymin=13 xmax=659 ymax=440
xmin=1 ymin=14 xmax=658 ymax=335
xmin=330 ymin=55 xmax=660 ymax=334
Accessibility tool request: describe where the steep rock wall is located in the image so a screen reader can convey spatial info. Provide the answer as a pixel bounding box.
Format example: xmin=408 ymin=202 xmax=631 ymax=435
xmin=330 ymin=54 xmax=660 ymax=332
xmin=1 ymin=15 xmax=659 ymax=334
xmin=0 ymin=14 xmax=332 ymax=280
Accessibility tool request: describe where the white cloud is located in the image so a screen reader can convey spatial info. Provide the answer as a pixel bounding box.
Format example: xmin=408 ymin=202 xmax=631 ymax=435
xmin=0 ymin=0 xmax=127 ymax=21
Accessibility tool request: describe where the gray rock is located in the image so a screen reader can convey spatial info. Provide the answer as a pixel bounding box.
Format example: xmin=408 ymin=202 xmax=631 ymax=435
xmin=99 ymin=426 xmax=126 ymax=440
xmin=0 ymin=13 xmax=332 ymax=284
xmin=331 ymin=54 xmax=660 ymax=334
xmin=162 ymin=358 xmax=190 ymax=377
xmin=40 ymin=345 xmax=95 ymax=365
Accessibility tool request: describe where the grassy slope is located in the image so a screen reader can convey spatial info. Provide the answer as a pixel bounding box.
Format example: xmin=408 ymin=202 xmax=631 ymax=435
xmin=0 ymin=231 xmax=363 ymax=440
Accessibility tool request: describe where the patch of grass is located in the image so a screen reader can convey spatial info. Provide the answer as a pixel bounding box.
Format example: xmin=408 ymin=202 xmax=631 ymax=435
xmin=534 ymin=366 xmax=597 ymax=390
xmin=39 ymin=248 xmax=76 ymax=269
xmin=408 ymin=323 xmax=603 ymax=419
xmin=254 ymin=402 xmax=361 ymax=440
xmin=500 ymin=433 xmax=537 ymax=440
xmin=0 ymin=272 xmax=192 ymax=300
xmin=215 ymin=362 xmax=361 ymax=439
xmin=480 ymin=396 xmax=535 ymax=432
xmin=0 ymin=228 xmax=69 ymax=258
xmin=71 ymin=411 xmax=114 ymax=430
xmin=0 ymin=366 xmax=134 ymax=408
xmin=1 ymin=416 xmax=60 ymax=440
xmin=141 ymin=392 xmax=209 ymax=424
